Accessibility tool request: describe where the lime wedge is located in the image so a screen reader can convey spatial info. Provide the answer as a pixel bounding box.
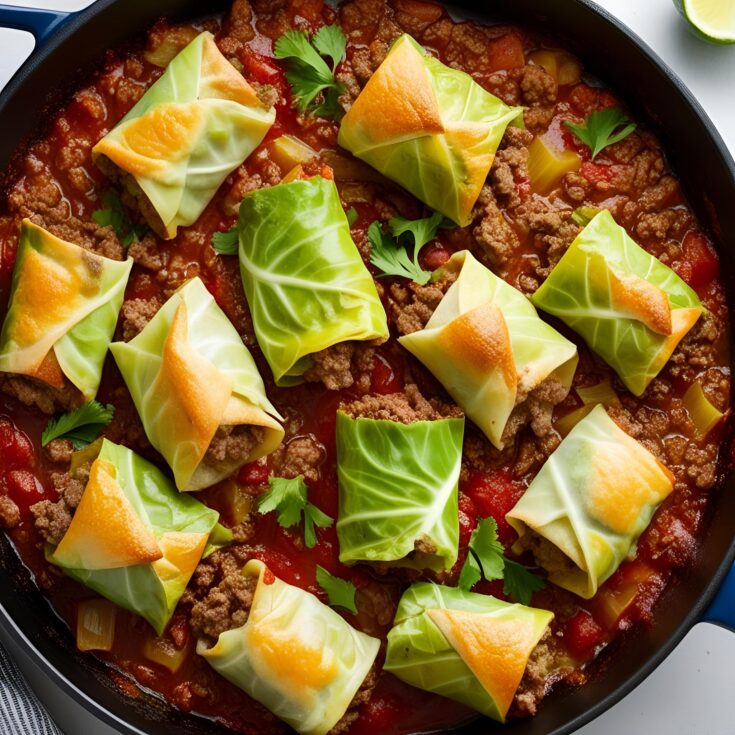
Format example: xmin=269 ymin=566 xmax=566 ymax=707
xmin=674 ymin=0 xmax=735 ymax=44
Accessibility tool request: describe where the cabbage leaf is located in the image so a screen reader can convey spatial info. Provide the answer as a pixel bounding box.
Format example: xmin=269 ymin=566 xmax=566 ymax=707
xmin=338 ymin=34 xmax=522 ymax=225
xmin=197 ymin=559 xmax=379 ymax=735
xmin=49 ymin=440 xmax=230 ymax=635
xmin=384 ymin=582 xmax=553 ymax=722
xmin=335 ymin=411 xmax=463 ymax=571
xmin=531 ymin=210 xmax=703 ymax=395
xmin=507 ymin=405 xmax=674 ymax=598
xmin=237 ymin=176 xmax=388 ymax=386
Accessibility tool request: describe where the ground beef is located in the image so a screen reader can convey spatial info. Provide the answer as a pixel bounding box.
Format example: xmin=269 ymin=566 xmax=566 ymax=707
xmin=203 ymin=425 xmax=263 ymax=475
xmin=127 ymin=234 xmax=164 ymax=271
xmin=511 ymin=630 xmax=559 ymax=717
xmin=1 ymin=374 xmax=82 ymax=415
xmin=31 ymin=465 xmax=89 ymax=546
xmin=499 ymin=379 xmax=570 ymax=448
xmin=189 ymin=557 xmax=257 ymax=644
xmin=119 ymin=297 xmax=161 ymax=342
xmin=0 ymin=495 xmax=20 ymax=529
xmin=303 ymin=342 xmax=376 ymax=391
xmin=489 ymin=127 xmax=533 ymax=209
xmin=473 ymin=185 xmax=521 ymax=267
xmin=518 ymin=64 xmax=557 ymax=107
xmin=44 ymin=439 xmax=74 ymax=464
xmin=341 ymin=383 xmax=462 ymax=423
xmin=271 ymin=435 xmax=325 ymax=483
xmin=328 ymin=667 xmax=378 ymax=735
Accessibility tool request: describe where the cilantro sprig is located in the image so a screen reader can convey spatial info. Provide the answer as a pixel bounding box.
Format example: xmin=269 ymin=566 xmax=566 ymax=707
xmin=368 ymin=211 xmax=445 ymax=285
xmin=564 ymin=107 xmax=636 ymax=160
xmin=92 ymin=190 xmax=148 ymax=247
xmin=458 ymin=517 xmax=545 ymax=605
xmin=274 ymin=25 xmax=347 ymax=119
xmin=212 ymin=227 xmax=238 ymax=255
xmin=257 ymin=475 xmax=333 ymax=548
xmin=316 ymin=566 xmax=358 ymax=614
xmin=41 ymin=400 xmax=115 ymax=448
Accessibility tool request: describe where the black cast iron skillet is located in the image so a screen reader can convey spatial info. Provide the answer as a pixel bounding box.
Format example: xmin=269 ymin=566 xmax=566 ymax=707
xmin=0 ymin=1 xmax=733 ymax=733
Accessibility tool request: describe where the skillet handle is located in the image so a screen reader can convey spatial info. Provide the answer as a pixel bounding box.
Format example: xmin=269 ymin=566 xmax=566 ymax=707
xmin=0 ymin=3 xmax=72 ymax=47
xmin=702 ymin=561 xmax=735 ymax=632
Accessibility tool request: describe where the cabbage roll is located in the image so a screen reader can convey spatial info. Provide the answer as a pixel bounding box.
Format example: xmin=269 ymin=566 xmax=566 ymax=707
xmin=93 ymin=31 xmax=275 ymax=239
xmin=0 ymin=219 xmax=132 ymax=403
xmin=399 ymin=251 xmax=578 ymax=449
xmin=338 ymin=34 xmax=522 ymax=226
xmin=110 ymin=277 xmax=283 ymax=492
xmin=197 ymin=559 xmax=380 ymax=735
xmin=507 ymin=404 xmax=674 ymax=598
xmin=336 ymin=390 xmax=464 ymax=571
xmin=49 ymin=439 xmax=229 ymax=635
xmin=385 ymin=582 xmax=553 ymax=722
xmin=237 ymin=175 xmax=388 ymax=386
xmin=531 ymin=210 xmax=703 ymax=396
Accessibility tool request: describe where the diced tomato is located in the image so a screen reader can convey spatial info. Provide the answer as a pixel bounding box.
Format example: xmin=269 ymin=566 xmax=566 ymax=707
xmin=0 ymin=417 xmax=34 ymax=469
xmin=565 ymin=610 xmax=605 ymax=658
xmin=241 ymin=52 xmax=283 ymax=86
xmin=485 ymin=33 xmax=525 ymax=73
xmin=461 ymin=469 xmax=526 ymax=545
xmin=675 ymin=231 xmax=720 ymax=292
xmin=420 ymin=243 xmax=451 ymax=272
xmin=579 ymin=161 xmax=612 ymax=184
xmin=237 ymin=459 xmax=270 ymax=486
xmin=371 ymin=352 xmax=404 ymax=395
xmin=167 ymin=614 xmax=190 ymax=650
xmin=457 ymin=493 xmax=477 ymax=547
xmin=6 ymin=469 xmax=47 ymax=515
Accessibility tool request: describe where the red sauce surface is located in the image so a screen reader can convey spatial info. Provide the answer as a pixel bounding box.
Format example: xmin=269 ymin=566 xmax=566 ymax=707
xmin=0 ymin=0 xmax=730 ymax=733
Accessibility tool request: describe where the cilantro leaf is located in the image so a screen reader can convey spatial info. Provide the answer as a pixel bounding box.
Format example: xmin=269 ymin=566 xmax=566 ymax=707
xmin=274 ymin=25 xmax=347 ymax=120
xmin=457 ymin=516 xmax=545 ymax=604
xmin=368 ymin=211 xmax=444 ymax=284
xmin=212 ymin=227 xmax=238 ymax=255
xmin=41 ymin=400 xmax=115 ymax=448
xmin=257 ymin=476 xmax=333 ymax=549
xmin=502 ymin=558 xmax=546 ymax=606
xmin=564 ymin=107 xmax=636 ymax=159
xmin=316 ymin=566 xmax=358 ymax=614
xmin=346 ymin=207 xmax=358 ymax=227
xmin=92 ymin=190 xmax=148 ymax=247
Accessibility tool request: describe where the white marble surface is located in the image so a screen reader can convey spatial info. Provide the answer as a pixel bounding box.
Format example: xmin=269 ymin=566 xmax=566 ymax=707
xmin=1 ymin=0 xmax=734 ymax=733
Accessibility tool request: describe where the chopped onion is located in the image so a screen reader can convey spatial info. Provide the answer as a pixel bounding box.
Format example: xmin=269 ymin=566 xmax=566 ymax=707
xmin=527 ymin=136 xmax=581 ymax=195
xmin=555 ymin=404 xmax=596 ymax=437
xmin=593 ymin=563 xmax=655 ymax=628
xmin=143 ymin=635 xmax=189 ymax=673
xmin=76 ymin=599 xmax=117 ymax=652
xmin=528 ymin=49 xmax=582 ymax=86
xmin=682 ymin=381 xmax=724 ymax=438
xmin=219 ymin=479 xmax=254 ymax=524
xmin=270 ymin=135 xmax=317 ymax=173
xmin=576 ymin=379 xmax=620 ymax=407
xmin=70 ymin=437 xmax=103 ymax=474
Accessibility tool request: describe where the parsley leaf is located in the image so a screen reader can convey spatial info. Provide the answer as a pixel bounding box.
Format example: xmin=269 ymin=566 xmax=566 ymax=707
xmin=368 ymin=211 xmax=443 ymax=284
xmin=257 ymin=476 xmax=333 ymax=549
xmin=212 ymin=227 xmax=238 ymax=255
xmin=346 ymin=207 xmax=358 ymax=227
xmin=458 ymin=517 xmax=545 ymax=605
xmin=41 ymin=400 xmax=115 ymax=448
xmin=316 ymin=565 xmax=358 ymax=614
xmin=564 ymin=107 xmax=636 ymax=160
xmin=92 ymin=190 xmax=148 ymax=247
xmin=274 ymin=25 xmax=347 ymax=120
xmin=503 ymin=558 xmax=547 ymax=606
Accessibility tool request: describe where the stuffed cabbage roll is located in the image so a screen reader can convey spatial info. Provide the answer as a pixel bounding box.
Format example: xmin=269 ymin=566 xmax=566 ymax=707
xmin=48 ymin=439 xmax=229 ymax=635
xmin=92 ymin=31 xmax=275 ymax=239
xmin=385 ymin=582 xmax=553 ymax=722
xmin=110 ymin=277 xmax=283 ymax=492
xmin=0 ymin=219 xmax=132 ymax=405
xmin=399 ymin=251 xmax=578 ymax=449
xmin=507 ymin=404 xmax=674 ymax=598
xmin=531 ymin=210 xmax=703 ymax=396
xmin=197 ymin=559 xmax=380 ymax=735
xmin=338 ymin=34 xmax=522 ymax=226
xmin=336 ymin=388 xmax=464 ymax=571
xmin=237 ymin=175 xmax=388 ymax=386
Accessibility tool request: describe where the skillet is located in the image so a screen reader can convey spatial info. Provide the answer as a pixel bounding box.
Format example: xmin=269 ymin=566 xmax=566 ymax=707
xmin=0 ymin=1 xmax=733 ymax=733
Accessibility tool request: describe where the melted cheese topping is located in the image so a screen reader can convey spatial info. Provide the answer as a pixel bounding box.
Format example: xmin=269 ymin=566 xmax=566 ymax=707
xmin=608 ymin=268 xmax=672 ymax=335
xmin=151 ymin=531 xmax=208 ymax=584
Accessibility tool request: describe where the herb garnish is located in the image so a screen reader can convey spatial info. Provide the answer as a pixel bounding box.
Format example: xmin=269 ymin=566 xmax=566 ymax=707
xmin=41 ymin=400 xmax=115 ymax=448
xmin=316 ymin=566 xmax=358 ymax=614
xmin=458 ymin=517 xmax=545 ymax=605
xmin=368 ymin=211 xmax=444 ymax=284
xmin=346 ymin=207 xmax=358 ymax=227
xmin=212 ymin=227 xmax=239 ymax=255
xmin=274 ymin=25 xmax=347 ymax=120
xmin=257 ymin=475 xmax=333 ymax=549
xmin=92 ymin=190 xmax=148 ymax=247
xmin=564 ymin=107 xmax=636 ymax=160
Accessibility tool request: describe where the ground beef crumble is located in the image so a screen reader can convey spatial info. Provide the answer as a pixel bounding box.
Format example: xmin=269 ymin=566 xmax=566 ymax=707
xmin=303 ymin=341 xmax=376 ymax=391
xmin=202 ymin=425 xmax=264 ymax=475
xmin=31 ymin=463 xmax=89 ymax=547
xmin=340 ymin=383 xmax=462 ymax=423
